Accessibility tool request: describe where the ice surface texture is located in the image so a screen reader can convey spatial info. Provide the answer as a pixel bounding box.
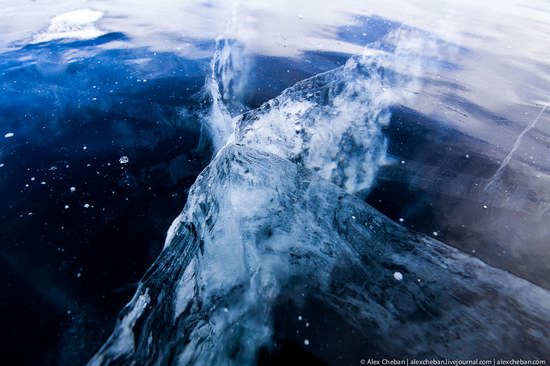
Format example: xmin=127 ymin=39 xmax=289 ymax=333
xmin=235 ymin=53 xmax=392 ymax=195
xmin=90 ymin=43 xmax=550 ymax=365
xmin=91 ymin=144 xmax=550 ymax=365
xmin=206 ymin=39 xmax=395 ymax=196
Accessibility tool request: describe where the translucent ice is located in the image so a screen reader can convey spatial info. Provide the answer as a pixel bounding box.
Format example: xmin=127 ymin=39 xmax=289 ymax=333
xmin=91 ymin=145 xmax=550 ymax=365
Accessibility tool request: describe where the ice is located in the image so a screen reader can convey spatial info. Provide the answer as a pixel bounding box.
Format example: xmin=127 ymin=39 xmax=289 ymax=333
xmin=234 ymin=53 xmax=395 ymax=195
xmin=90 ymin=36 xmax=550 ymax=365
xmin=91 ymin=144 xmax=550 ymax=365
xmin=4 ymin=132 xmax=14 ymax=138
xmin=32 ymin=9 xmax=105 ymax=44
xmin=90 ymin=291 xmax=150 ymax=365
xmin=200 ymin=38 xmax=241 ymax=153
xmin=484 ymin=103 xmax=548 ymax=191
xmin=119 ymin=156 xmax=129 ymax=164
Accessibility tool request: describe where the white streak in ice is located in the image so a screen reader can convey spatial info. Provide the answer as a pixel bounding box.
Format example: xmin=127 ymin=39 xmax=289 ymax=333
xmin=485 ymin=102 xmax=548 ymax=190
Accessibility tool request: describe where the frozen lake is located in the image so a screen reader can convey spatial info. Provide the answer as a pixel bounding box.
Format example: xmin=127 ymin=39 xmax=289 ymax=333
xmin=1 ymin=1 xmax=549 ymax=364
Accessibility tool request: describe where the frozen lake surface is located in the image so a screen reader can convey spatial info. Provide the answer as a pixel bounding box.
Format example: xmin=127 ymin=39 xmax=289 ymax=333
xmin=1 ymin=1 xmax=549 ymax=364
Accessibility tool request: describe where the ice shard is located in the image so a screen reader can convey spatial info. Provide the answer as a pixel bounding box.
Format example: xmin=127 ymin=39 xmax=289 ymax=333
xmin=90 ymin=142 xmax=550 ymax=365
xmin=90 ymin=38 xmax=550 ymax=365
xmin=234 ymin=53 xmax=393 ymax=195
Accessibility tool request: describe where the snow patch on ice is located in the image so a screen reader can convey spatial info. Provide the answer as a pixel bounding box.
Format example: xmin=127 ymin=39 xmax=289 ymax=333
xmin=32 ymin=9 xmax=105 ymax=44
